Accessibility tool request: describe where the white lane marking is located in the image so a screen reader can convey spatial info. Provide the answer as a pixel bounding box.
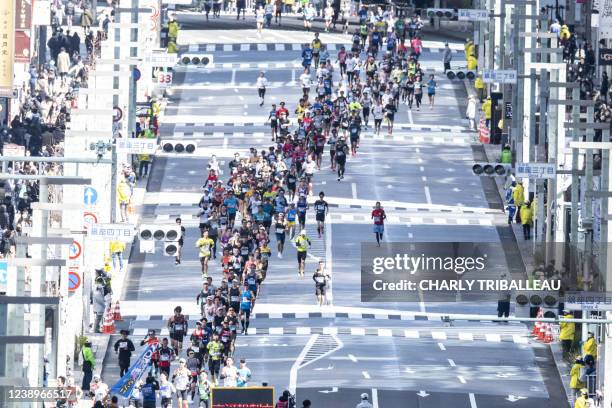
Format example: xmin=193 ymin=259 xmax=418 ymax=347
xmin=362 ymin=371 xmax=371 ymax=379
xmin=422 ymin=176 xmax=427 ymax=182
xmin=512 ymin=334 xmax=528 ymax=344
xmin=485 ymin=333 xmax=501 ymax=342
xmin=432 ymin=331 xmax=447 ymax=340
xmin=231 ymin=69 xmax=236 ymax=84
xmin=407 ymin=109 xmax=413 ymax=124
xmin=404 ymin=330 xmax=420 ymax=338
xmin=234 ymin=88 xmax=239 ymax=93
xmin=424 ymin=186 xmax=432 ymax=205
xmin=289 ymin=334 xmax=318 ymax=394
xmin=223 ymin=137 xmax=228 ymax=149
xmin=448 ymin=358 xmax=456 ymax=367
xmin=325 ymin=213 xmax=334 ymax=305
xmin=415 ymin=147 xmax=420 ymax=153
xmin=351 ymin=183 xmax=357 ymax=199
xmin=408 ymin=232 xmax=414 ymax=239
xmin=238 ymin=95 xmax=244 ymax=100
xmin=419 ymin=166 xmax=425 ymax=172
xmin=438 ymin=342 xmax=446 ymax=351
xmin=457 ymin=375 xmax=467 ymax=384
xmin=372 ymin=389 xmax=379 ymax=408
xmin=469 ymin=393 xmax=477 ymax=408
xmin=348 ymin=354 xmax=358 ymax=363
xmin=459 ymin=332 xmax=474 ymax=341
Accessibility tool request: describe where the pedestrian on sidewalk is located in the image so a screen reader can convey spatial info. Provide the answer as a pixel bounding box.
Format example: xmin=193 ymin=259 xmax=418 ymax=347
xmin=114 ymin=330 xmax=136 ymax=377
xmin=81 ymin=340 xmax=95 ymax=391
xmin=443 ymin=42 xmax=452 ymax=73
xmin=92 ymin=282 xmax=106 ymax=333
xmin=466 ymin=95 xmax=477 ymax=130
xmin=110 ymin=239 xmax=126 ymax=272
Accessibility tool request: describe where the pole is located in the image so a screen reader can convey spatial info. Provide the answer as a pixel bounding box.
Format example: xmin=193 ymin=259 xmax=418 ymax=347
xmin=583 ymin=106 xmax=595 ymax=291
xmin=570 ymin=87 xmax=580 ymax=285
xmin=538 ymin=69 xmax=548 ymax=250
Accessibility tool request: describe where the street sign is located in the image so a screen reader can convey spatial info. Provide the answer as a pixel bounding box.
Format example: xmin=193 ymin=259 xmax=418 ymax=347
xmin=84 ymin=187 xmax=98 ymax=206
xmin=133 ymin=67 xmax=142 ymax=81
xmin=0 ymin=260 xmax=7 ymax=285
xmin=143 ymin=51 xmax=179 ymax=67
xmin=483 ymin=69 xmax=517 ymax=84
xmin=157 ymin=72 xmax=173 ymax=87
xmin=458 ymin=9 xmax=489 ymax=21
xmin=516 ymin=162 xmax=556 ymax=179
xmin=113 ymin=106 xmax=123 ymax=122
xmin=117 ymin=138 xmax=158 ymax=154
xmin=69 ymin=240 xmax=82 ymax=260
xmin=599 ymin=48 xmax=612 ymax=66
xmin=83 ymin=211 xmax=98 ymax=229
xmin=68 ymin=269 xmax=81 ymax=292
xmin=88 ymin=223 xmax=136 ymax=242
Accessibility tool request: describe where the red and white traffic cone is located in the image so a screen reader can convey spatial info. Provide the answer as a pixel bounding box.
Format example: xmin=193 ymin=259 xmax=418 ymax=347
xmin=542 ymin=323 xmax=553 ymax=343
xmin=538 ymin=319 xmax=547 ymax=341
xmin=532 ymin=307 xmax=543 ymax=336
xmin=113 ymin=301 xmax=123 ymax=321
xmin=102 ymin=307 xmax=116 ymax=334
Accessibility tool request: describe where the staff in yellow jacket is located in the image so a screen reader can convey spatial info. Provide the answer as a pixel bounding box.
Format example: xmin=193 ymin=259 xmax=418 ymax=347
xmin=559 ymin=311 xmax=575 ymax=356
xmin=582 ymin=331 xmax=597 ymax=363
xmin=520 ymin=201 xmax=533 ymax=240
xmin=482 ymin=97 xmax=492 ymax=127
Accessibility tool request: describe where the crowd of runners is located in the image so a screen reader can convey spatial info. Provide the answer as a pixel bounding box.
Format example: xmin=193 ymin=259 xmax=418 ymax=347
xmin=87 ymin=11 xmax=430 ymax=407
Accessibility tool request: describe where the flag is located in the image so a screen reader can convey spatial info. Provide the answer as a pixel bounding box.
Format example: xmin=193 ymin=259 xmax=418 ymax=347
xmin=110 ymin=342 xmax=158 ymax=398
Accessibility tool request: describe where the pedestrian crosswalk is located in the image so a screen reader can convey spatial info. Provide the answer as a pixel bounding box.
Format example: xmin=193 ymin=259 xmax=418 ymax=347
xmin=180 ymin=42 xmax=466 ymax=54
xmin=151 ymin=210 xmax=500 ymax=227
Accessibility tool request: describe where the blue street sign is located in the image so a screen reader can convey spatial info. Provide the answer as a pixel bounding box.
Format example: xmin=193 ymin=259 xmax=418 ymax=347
xmin=84 ymin=187 xmax=98 ymax=206
xmin=0 ymin=260 xmax=8 ymax=285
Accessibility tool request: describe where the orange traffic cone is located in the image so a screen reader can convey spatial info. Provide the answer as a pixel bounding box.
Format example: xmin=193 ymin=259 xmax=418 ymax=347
xmin=102 ymin=307 xmax=116 ymax=334
xmin=538 ymin=320 xmax=547 ymax=340
xmin=532 ymin=308 xmax=543 ymax=336
xmin=543 ymin=323 xmax=553 ymax=343
xmin=113 ymin=301 xmax=123 ymax=321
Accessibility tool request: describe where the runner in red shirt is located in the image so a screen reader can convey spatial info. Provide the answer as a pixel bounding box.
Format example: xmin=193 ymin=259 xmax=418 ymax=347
xmin=371 ymin=201 xmax=387 ymax=247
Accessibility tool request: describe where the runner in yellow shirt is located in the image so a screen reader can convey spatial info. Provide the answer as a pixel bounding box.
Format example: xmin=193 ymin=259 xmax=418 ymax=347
xmin=196 ymin=230 xmax=215 ymax=277
xmin=292 ymin=230 xmax=311 ymax=277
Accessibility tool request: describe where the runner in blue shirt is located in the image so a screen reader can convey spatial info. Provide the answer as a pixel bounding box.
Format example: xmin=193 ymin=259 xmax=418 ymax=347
xmin=223 ymin=192 xmax=239 ymax=228
xmin=287 ymin=203 xmax=298 ymax=238
xmin=239 ymin=285 xmax=254 ymax=335
xmin=302 ymin=44 xmax=313 ymax=69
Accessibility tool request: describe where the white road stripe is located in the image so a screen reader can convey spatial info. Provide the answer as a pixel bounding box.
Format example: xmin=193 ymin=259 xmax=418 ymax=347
xmin=485 ymin=333 xmax=501 ymax=342
xmin=438 ymin=342 xmax=446 ymax=351
xmin=351 ymin=183 xmax=357 ymax=199
xmin=348 ymin=354 xmax=358 ymax=363
xmin=362 ymin=371 xmax=371 ymax=379
xmin=448 ymin=358 xmax=456 ymax=367
xmin=457 ymin=375 xmax=467 ymax=384
xmin=424 ymin=186 xmax=432 ymax=205
xmin=458 ymin=332 xmax=474 ymax=341
xmin=372 ymin=388 xmax=379 ymax=408
xmin=432 ymin=331 xmax=447 ymax=340
xmin=469 ymin=393 xmax=478 ymax=408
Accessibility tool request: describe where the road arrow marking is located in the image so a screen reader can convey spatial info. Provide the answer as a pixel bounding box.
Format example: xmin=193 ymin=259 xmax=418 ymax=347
xmin=417 ymin=391 xmax=430 ymax=397
xmin=314 ymin=364 xmax=334 ymax=371
xmin=319 ymin=387 xmax=339 ymax=394
xmin=506 ymin=395 xmax=527 ymax=402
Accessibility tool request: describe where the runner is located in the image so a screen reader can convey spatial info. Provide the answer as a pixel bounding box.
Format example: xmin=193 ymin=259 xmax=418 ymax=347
xmin=287 ymin=203 xmax=298 ymax=238
xmin=312 ymin=260 xmax=331 ymax=306
xmin=296 ymin=194 xmax=308 ymax=231
xmin=256 ymin=6 xmax=265 ymax=36
xmin=256 ymin=71 xmax=269 ymax=107
xmin=301 ymin=43 xmax=313 ymax=69
xmin=371 ymin=201 xmax=387 ymax=247
xmin=293 ymin=230 xmax=311 ymax=277
xmin=427 ymin=74 xmax=437 ymax=108
xmin=314 ymin=191 xmax=329 ymax=238
xmin=158 ymin=338 xmax=175 ymax=378
xmin=168 ymin=306 xmax=188 ymax=355
xmin=348 ymin=113 xmax=361 ymax=156
xmin=196 ymin=230 xmax=215 ymax=278
xmin=334 ymin=137 xmax=349 ymax=181
xmin=159 ymin=373 xmax=176 ymax=408
xmin=206 ymin=334 xmax=224 ymax=385
xmin=311 ymin=32 xmax=322 ymax=67
xmin=274 ymin=212 xmax=287 ymax=258
xmin=175 ymin=217 xmax=185 ymax=265
xmin=372 ymin=100 xmax=384 ymax=135
xmin=239 ymin=284 xmax=255 ymax=335
xmin=172 ymin=358 xmax=190 ymax=408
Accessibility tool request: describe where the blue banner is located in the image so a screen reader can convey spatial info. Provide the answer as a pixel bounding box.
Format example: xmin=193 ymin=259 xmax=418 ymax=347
xmin=110 ymin=342 xmax=158 ymax=398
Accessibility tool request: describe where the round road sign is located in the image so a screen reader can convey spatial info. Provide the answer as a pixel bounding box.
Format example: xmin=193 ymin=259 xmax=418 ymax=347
xmin=68 ymin=270 xmax=81 ymax=292
xmin=69 ymin=240 xmax=82 ymax=260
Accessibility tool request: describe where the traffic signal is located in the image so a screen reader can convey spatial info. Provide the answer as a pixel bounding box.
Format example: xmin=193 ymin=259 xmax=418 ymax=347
xmin=178 ymin=53 xmax=214 ymax=66
xmin=472 ymin=163 xmax=512 ymax=177
xmin=446 ymin=70 xmax=476 ymax=80
xmin=514 ymin=291 xmax=559 ymax=318
xmin=159 ymin=140 xmax=197 ymax=154
xmin=426 ymin=8 xmax=457 ymax=19
xmin=139 ymin=225 xmax=181 ymax=241
xmin=164 ymin=241 xmax=179 ymax=256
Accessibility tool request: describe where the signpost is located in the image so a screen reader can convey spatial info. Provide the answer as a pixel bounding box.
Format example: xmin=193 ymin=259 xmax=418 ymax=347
xmin=88 ymin=223 xmax=136 ymax=242
xmin=458 ymin=9 xmax=489 ymax=21
xmin=83 ymin=187 xmax=98 ymax=206
xmin=143 ymin=51 xmax=179 ymax=67
xmin=116 ymin=138 xmax=158 ymax=154
xmin=483 ymin=69 xmax=518 ymax=84
xmin=515 ymin=162 xmax=556 ymax=179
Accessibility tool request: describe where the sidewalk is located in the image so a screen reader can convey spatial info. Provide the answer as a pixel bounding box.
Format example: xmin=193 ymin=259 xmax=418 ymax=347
xmin=480 ymin=138 xmax=572 ymax=407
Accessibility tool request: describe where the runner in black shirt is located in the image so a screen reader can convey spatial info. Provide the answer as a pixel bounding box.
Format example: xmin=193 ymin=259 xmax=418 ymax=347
xmin=335 ymin=138 xmax=349 ymax=181
xmin=314 ymin=191 xmax=329 ymax=238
